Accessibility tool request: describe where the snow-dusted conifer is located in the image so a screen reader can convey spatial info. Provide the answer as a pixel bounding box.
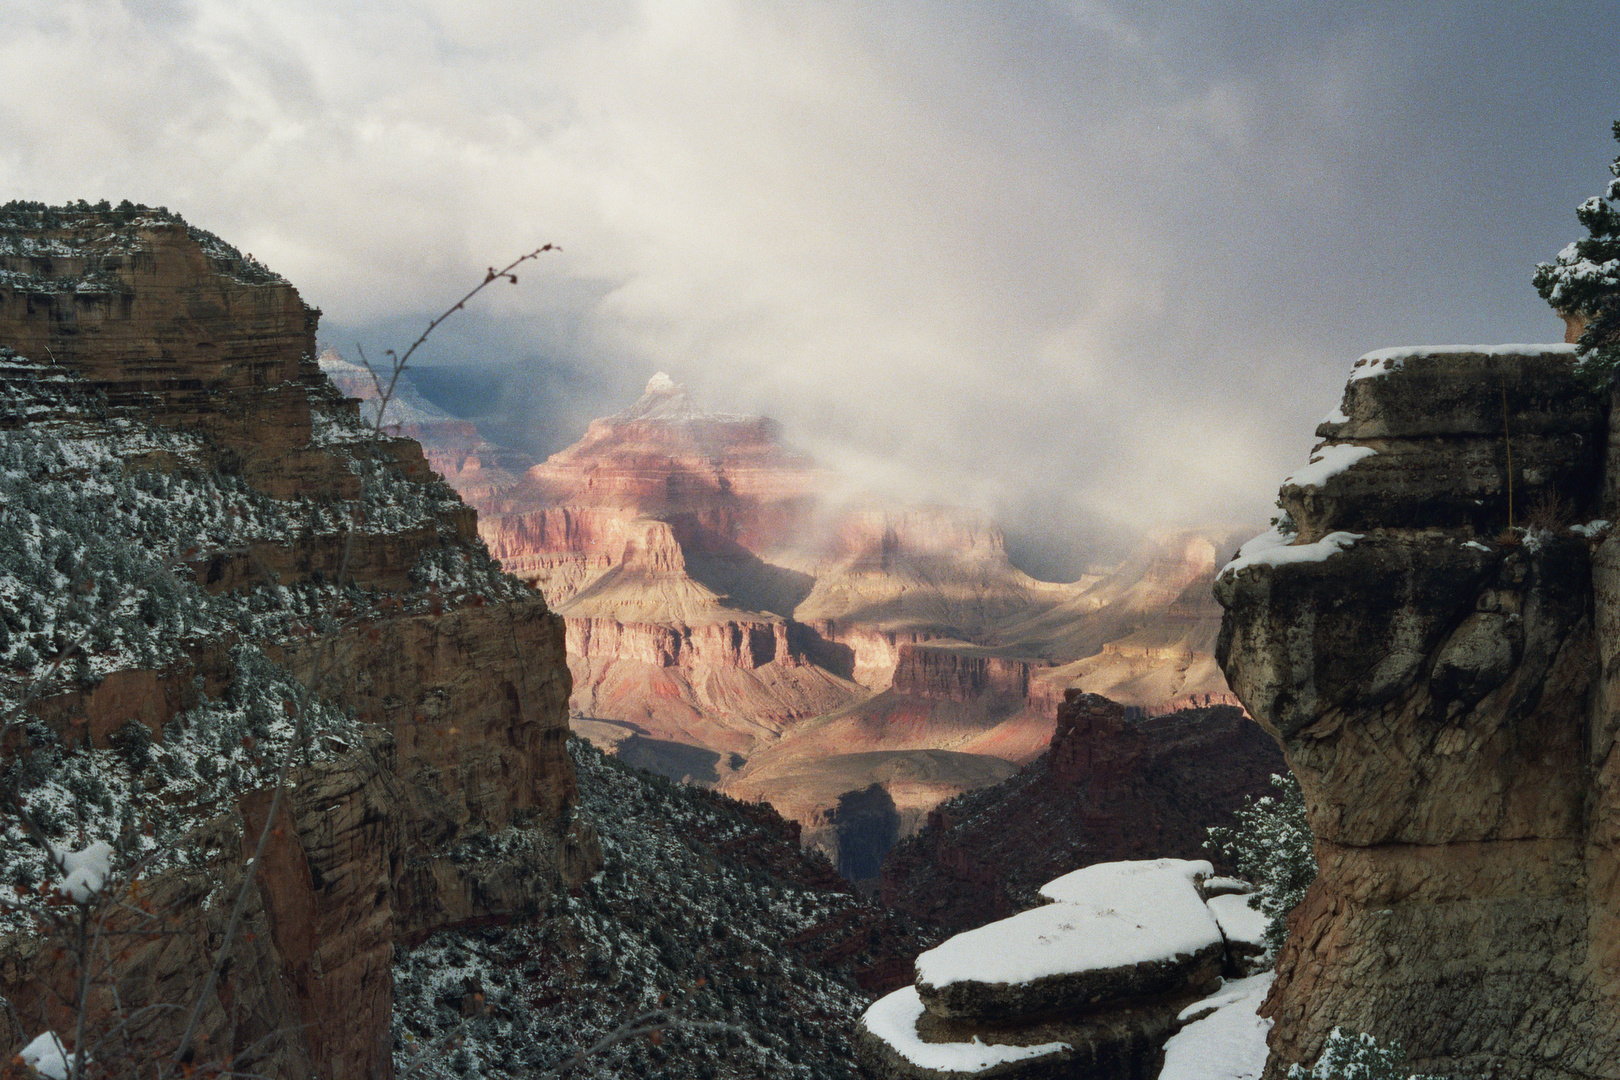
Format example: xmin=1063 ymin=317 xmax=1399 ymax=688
xmin=1534 ymin=120 xmax=1620 ymax=384
xmin=1286 ymin=1027 xmax=1440 ymax=1080
xmin=1206 ymin=771 xmax=1314 ymax=951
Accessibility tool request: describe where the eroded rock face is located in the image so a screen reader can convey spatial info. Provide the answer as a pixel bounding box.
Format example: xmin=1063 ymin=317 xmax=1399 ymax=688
xmin=0 ymin=207 xmax=588 ymax=1080
xmin=1215 ymin=345 xmax=1620 ymax=1078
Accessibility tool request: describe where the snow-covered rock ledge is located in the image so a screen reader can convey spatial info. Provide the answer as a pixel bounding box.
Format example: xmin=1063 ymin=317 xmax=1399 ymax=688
xmin=915 ymin=860 xmax=1225 ymax=1020
xmin=857 ymin=859 xmax=1269 ymax=1080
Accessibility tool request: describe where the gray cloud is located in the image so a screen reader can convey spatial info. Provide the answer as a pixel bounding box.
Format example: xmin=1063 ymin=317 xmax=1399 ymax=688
xmin=2 ymin=0 xmax=1616 ymax=570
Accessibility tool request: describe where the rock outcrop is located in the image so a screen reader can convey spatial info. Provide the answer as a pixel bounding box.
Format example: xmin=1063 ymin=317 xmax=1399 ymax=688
xmin=878 ymin=692 xmax=1286 ymax=930
xmin=0 ymin=204 xmax=588 ymax=1079
xmin=1216 ymin=344 xmax=1620 ymax=1078
xmin=858 ymin=860 xmax=1251 ymax=1080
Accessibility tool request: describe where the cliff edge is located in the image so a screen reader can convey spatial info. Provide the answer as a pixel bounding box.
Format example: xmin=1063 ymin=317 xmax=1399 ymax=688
xmin=1216 ymin=344 xmax=1619 ymax=1078
xmin=0 ymin=203 xmax=590 ymax=1079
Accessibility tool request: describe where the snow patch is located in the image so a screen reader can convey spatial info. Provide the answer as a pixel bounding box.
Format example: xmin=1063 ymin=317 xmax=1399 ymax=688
xmin=1320 ymin=404 xmax=1350 ymax=426
xmin=20 ymin=1031 xmax=72 ymax=1080
xmin=1160 ymin=975 xmax=1274 ymax=1080
xmin=51 ymin=839 xmax=114 ymax=904
xmin=1283 ymin=444 xmax=1376 ymax=490
xmin=916 ymin=859 xmax=1220 ymax=990
xmin=1207 ymin=894 xmax=1268 ymax=950
xmin=1220 ymin=528 xmax=1363 ymax=579
xmin=1348 ymin=344 xmax=1575 ymax=383
xmin=1573 ymin=520 xmax=1612 ymax=539
xmin=861 ymin=986 xmax=1069 ymax=1074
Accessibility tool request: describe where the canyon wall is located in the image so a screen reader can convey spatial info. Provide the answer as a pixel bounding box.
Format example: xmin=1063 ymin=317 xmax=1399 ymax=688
xmin=1216 ymin=345 xmax=1620 ymax=1078
xmin=0 ymin=206 xmax=588 ymax=1079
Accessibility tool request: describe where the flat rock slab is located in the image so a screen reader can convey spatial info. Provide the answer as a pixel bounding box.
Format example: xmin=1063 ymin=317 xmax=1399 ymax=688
xmin=916 ymin=860 xmax=1224 ymax=1020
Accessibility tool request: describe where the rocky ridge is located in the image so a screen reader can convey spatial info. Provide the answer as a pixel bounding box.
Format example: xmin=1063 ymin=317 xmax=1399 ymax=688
xmin=0 ymin=202 xmax=589 ymax=1078
xmin=1216 ymin=343 xmax=1620 ymax=1078
xmin=878 ymin=692 xmax=1285 ymax=931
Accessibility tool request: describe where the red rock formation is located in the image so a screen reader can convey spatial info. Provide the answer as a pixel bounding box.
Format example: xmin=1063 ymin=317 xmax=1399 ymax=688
xmin=890 ymin=644 xmax=1041 ymax=702
xmin=437 ymin=366 xmax=1246 ymax=884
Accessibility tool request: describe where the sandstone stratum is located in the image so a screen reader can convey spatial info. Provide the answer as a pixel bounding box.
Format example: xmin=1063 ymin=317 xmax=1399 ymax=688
xmin=0 ymin=202 xmax=592 ymax=1077
xmin=1217 ymin=343 xmax=1620 ymax=1077
xmin=414 ymin=365 xmax=1246 ymax=875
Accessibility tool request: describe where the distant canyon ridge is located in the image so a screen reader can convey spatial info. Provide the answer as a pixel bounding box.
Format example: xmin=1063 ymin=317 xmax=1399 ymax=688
xmin=324 ymin=356 xmax=1247 ymax=873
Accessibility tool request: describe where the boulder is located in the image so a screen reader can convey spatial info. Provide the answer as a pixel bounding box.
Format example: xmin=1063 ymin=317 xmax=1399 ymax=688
xmin=859 ymin=859 xmax=1250 ymax=1080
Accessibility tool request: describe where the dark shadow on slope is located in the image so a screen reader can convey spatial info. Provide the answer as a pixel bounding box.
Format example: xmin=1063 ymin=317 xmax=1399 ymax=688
xmin=833 ymin=783 xmax=901 ymax=883
xmin=615 ymin=735 xmax=722 ymax=786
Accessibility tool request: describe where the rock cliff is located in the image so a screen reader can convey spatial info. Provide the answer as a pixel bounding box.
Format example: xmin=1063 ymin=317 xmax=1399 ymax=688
xmin=0 ymin=203 xmax=587 ymax=1079
xmin=1216 ymin=344 xmax=1620 ymax=1078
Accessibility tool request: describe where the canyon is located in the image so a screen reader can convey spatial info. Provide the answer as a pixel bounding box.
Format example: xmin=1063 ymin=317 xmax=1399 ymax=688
xmin=377 ymin=364 xmax=1248 ymax=875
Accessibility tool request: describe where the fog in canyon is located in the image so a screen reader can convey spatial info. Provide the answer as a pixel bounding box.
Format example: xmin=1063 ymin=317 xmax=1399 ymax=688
xmin=4 ymin=1 xmax=1616 ymax=572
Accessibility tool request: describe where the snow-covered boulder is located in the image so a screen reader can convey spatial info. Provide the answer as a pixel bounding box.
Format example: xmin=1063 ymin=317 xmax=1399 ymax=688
xmin=859 ymin=986 xmax=1075 ymax=1079
xmin=915 ymin=859 xmax=1225 ymax=1020
xmin=857 ymin=859 xmax=1251 ymax=1080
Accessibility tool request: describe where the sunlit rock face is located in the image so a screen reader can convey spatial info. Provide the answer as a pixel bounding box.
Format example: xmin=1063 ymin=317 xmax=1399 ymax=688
xmin=1216 ymin=345 xmax=1620 ymax=1079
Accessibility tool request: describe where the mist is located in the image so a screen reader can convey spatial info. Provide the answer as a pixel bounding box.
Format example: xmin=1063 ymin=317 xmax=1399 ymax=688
xmin=4 ymin=0 xmax=1617 ymax=568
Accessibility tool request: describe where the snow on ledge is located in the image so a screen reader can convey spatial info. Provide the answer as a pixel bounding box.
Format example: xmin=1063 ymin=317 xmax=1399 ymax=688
xmin=861 ymin=986 xmax=1069 ymax=1074
xmin=1349 ymin=343 xmax=1576 ymax=383
xmin=1219 ymin=528 xmax=1364 ymax=580
xmin=1206 ymin=894 xmax=1268 ymax=950
xmin=1159 ymin=975 xmax=1274 ymax=1080
xmin=916 ymin=859 xmax=1221 ymax=991
xmin=1283 ymin=444 xmax=1376 ymax=490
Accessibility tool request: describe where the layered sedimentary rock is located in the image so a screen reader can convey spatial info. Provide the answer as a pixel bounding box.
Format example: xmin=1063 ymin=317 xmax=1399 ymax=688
xmin=461 ymin=369 xmax=1247 ymax=876
xmin=1215 ymin=344 xmax=1620 ymax=1078
xmin=879 ymin=692 xmax=1285 ymax=930
xmin=0 ymin=206 xmax=588 ymax=1079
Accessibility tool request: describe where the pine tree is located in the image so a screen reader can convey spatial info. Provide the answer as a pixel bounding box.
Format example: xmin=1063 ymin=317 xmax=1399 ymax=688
xmin=1207 ymin=771 xmax=1315 ymax=951
xmin=1534 ymin=121 xmax=1620 ymax=384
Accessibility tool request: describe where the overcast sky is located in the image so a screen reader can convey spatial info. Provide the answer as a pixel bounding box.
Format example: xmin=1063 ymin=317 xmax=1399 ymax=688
xmin=3 ymin=0 xmax=1616 ymax=571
